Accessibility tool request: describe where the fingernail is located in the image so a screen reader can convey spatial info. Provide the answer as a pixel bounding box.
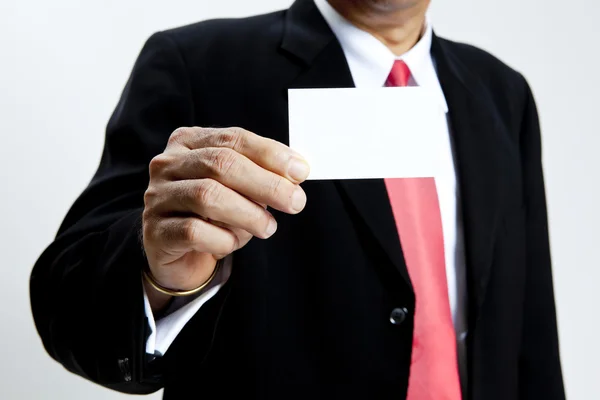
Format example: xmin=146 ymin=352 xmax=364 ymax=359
xmin=291 ymin=186 xmax=307 ymax=213
xmin=265 ymin=218 xmax=278 ymax=237
xmin=288 ymin=157 xmax=310 ymax=182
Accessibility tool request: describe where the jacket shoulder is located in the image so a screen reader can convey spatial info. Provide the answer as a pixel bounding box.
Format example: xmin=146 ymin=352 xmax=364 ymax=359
xmin=437 ymin=37 xmax=532 ymax=125
xmin=437 ymin=37 xmax=529 ymax=94
xmin=438 ymin=38 xmax=524 ymax=81
xmin=153 ymin=10 xmax=286 ymax=57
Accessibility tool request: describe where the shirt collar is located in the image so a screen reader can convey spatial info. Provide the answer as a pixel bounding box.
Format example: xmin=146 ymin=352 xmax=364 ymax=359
xmin=313 ymin=0 xmax=448 ymax=113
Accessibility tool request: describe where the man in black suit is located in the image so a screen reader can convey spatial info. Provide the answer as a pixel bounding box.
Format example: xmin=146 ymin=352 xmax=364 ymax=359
xmin=30 ymin=0 xmax=565 ymax=398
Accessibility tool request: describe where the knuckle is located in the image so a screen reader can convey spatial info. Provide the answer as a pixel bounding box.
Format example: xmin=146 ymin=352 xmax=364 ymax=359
xmin=204 ymin=147 xmax=238 ymax=177
xmin=214 ymin=128 xmax=239 ymax=148
xmin=265 ymin=175 xmax=285 ymax=200
xmin=143 ymin=186 xmax=159 ymax=208
xmin=141 ymin=207 xmax=153 ymax=224
xmin=168 ymin=127 xmax=191 ymax=145
xmin=227 ymin=127 xmax=248 ymax=150
xmin=182 ymin=219 xmax=200 ymax=244
xmin=148 ymin=154 xmax=170 ymax=178
xmin=195 ymin=179 xmax=221 ymax=209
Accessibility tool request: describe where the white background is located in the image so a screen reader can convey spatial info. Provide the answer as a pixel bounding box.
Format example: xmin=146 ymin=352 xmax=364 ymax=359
xmin=1 ymin=0 xmax=598 ymax=399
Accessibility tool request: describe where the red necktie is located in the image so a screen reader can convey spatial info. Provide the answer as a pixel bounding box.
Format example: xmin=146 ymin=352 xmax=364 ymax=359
xmin=385 ymin=60 xmax=462 ymax=400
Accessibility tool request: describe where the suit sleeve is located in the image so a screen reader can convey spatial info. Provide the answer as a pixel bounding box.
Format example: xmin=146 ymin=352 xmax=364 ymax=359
xmin=29 ymin=31 xmax=195 ymax=394
xmin=517 ymin=78 xmax=566 ymax=399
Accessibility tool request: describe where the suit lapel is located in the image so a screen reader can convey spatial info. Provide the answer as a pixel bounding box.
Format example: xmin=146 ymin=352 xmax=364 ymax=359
xmin=431 ymin=36 xmax=505 ymax=326
xmin=280 ymin=0 xmax=413 ymax=287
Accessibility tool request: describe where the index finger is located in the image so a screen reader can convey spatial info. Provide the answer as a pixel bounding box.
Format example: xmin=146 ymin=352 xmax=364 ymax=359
xmin=171 ymin=127 xmax=311 ymax=184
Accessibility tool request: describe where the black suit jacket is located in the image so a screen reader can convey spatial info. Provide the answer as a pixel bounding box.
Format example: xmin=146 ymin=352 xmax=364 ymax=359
xmin=30 ymin=0 xmax=565 ymax=399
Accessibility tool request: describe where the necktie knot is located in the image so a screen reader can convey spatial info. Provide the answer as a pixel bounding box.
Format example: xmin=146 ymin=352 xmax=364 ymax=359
xmin=386 ymin=60 xmax=411 ymax=87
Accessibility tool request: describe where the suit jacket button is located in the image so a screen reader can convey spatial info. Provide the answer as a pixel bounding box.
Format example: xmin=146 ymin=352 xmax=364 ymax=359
xmin=390 ymin=308 xmax=408 ymax=325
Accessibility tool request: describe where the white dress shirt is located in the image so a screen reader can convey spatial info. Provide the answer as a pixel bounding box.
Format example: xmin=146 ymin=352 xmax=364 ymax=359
xmin=144 ymin=0 xmax=468 ymax=382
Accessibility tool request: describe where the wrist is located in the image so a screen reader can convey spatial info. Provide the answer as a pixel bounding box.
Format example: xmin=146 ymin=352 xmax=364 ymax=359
xmin=142 ymin=258 xmax=221 ymax=301
xmin=143 ymin=278 xmax=173 ymax=314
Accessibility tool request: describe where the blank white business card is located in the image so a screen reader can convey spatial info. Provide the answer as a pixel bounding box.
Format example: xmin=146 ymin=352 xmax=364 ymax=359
xmin=288 ymin=87 xmax=447 ymax=180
